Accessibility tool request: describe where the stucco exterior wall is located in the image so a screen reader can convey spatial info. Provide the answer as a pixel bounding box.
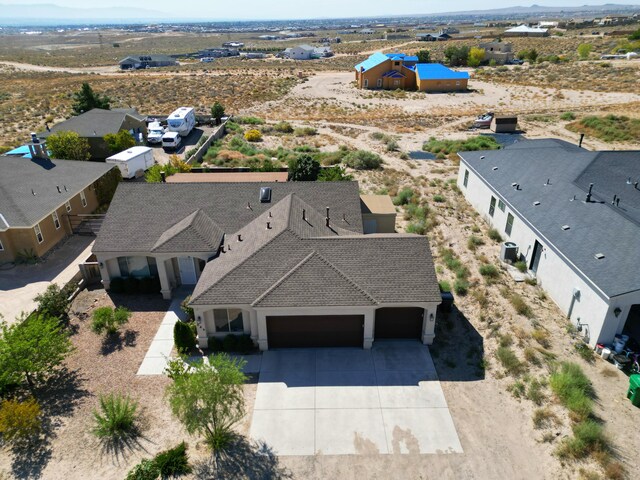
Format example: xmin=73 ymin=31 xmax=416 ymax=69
xmin=356 ymin=59 xmax=392 ymax=88
xmin=417 ymin=78 xmax=468 ymax=92
xmin=457 ymin=162 xmax=639 ymax=346
xmin=362 ymin=213 xmax=396 ymax=233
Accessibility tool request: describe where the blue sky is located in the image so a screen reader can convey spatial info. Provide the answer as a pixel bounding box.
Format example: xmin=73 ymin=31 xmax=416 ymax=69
xmin=5 ymin=1 xmax=640 ymax=19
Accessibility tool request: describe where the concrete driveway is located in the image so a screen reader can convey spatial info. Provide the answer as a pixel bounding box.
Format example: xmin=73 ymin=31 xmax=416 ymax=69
xmin=249 ymin=341 xmax=462 ymax=456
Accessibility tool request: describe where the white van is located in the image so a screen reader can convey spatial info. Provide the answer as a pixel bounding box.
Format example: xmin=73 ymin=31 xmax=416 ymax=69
xmin=167 ymin=107 xmax=196 ymax=137
xmin=106 ymin=146 xmax=155 ymax=179
xmin=146 ymin=121 xmax=166 ymax=145
xmin=162 ymin=131 xmax=182 ymax=151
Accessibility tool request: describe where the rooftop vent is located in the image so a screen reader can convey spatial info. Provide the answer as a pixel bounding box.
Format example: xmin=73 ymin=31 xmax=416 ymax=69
xmin=533 ymin=201 xmax=540 ymax=206
xmin=492 ymin=166 xmax=498 ymax=171
xmin=561 ymin=225 xmax=570 ymax=231
xmin=544 ymin=179 xmax=551 ymax=186
xmin=480 ymin=155 xmax=485 ymax=160
xmin=259 ymin=187 xmax=272 ymax=203
xmin=594 ymin=253 xmax=605 ymax=260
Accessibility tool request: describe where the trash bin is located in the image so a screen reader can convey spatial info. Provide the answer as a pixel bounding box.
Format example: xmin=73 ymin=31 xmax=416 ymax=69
xmin=628 ymin=374 xmax=640 ymax=407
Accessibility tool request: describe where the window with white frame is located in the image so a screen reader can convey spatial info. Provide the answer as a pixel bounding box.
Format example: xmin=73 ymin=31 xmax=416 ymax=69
xmin=52 ymin=211 xmax=60 ymax=229
xmin=80 ymin=190 xmax=87 ymax=207
xmin=65 ymin=201 xmax=72 ymax=212
xmin=0 ymin=238 xmax=4 ymax=251
xmin=34 ymin=223 xmax=43 ymax=243
xmin=505 ymin=213 xmax=514 ymax=236
xmin=212 ymin=308 xmax=244 ymax=333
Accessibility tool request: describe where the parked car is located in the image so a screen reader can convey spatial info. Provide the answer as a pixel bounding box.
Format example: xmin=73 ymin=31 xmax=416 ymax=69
xmin=473 ymin=112 xmax=494 ymax=129
xmin=147 ymin=122 xmax=166 ymax=145
xmin=162 ymin=131 xmax=182 ymax=151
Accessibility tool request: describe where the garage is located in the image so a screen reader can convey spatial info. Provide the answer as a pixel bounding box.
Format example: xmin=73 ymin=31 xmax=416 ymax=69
xmin=375 ymin=307 xmax=424 ymax=339
xmin=266 ymin=315 xmax=364 ymax=348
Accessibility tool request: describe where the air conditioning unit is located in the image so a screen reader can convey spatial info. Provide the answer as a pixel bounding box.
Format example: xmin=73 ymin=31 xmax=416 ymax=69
xmin=500 ymin=241 xmax=519 ymax=263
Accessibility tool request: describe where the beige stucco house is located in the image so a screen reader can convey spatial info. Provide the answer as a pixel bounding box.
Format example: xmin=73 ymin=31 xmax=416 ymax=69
xmin=93 ymin=182 xmax=441 ymax=350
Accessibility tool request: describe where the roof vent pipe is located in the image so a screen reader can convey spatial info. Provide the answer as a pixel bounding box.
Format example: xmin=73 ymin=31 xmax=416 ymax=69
xmin=219 ymin=245 xmax=225 ymax=254
xmin=544 ymin=178 xmax=550 ymax=186
xmin=579 ymin=133 xmax=585 ymax=148
xmin=302 ymin=209 xmax=306 ymax=221
xmin=247 ymin=202 xmax=252 ymax=210
xmin=616 ymin=198 xmax=620 ymax=207
xmin=237 ymin=234 xmax=242 ymax=242
xmin=627 ymin=177 xmax=632 ymax=185
xmin=56 ymin=185 xmax=61 ymax=193
xmin=266 ymin=221 xmax=271 ymax=230
xmin=634 ymin=182 xmax=638 ymax=189
xmin=160 ymin=171 xmax=166 ymax=183
xmin=586 ymin=183 xmax=593 ymax=202
xmin=326 ymin=207 xmax=330 ymax=218
xmin=268 ymin=211 xmax=272 ymax=218
xmin=612 ymin=194 xmax=617 ymax=205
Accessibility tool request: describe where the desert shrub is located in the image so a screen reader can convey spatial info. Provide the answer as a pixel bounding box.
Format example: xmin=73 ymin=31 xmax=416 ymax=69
xmin=294 ymin=126 xmax=317 ymax=136
xmin=109 ymin=277 xmax=125 ymax=294
xmin=433 ymin=194 xmax=445 ymax=203
xmin=174 ymin=321 xmax=197 ymax=354
xmin=514 ymin=261 xmax=527 ymax=272
xmin=574 ymin=342 xmax=595 ymax=363
xmin=15 ymin=248 xmax=38 ymax=264
xmin=508 ymin=380 xmax=526 ymax=398
xmin=550 ymin=362 xmax=594 ymax=421
xmin=393 ymin=187 xmax=414 ymax=206
xmin=386 ymin=139 xmax=399 ymax=151
xmin=34 ymin=283 xmax=72 ymax=321
xmin=422 ymin=136 xmax=500 ymax=160
xmin=273 ymin=121 xmax=294 ymax=133
xmin=561 ymin=112 xmax=576 ymax=121
xmin=526 ymin=378 xmax=546 ymax=405
xmin=244 ymin=129 xmax=262 ymax=142
xmin=567 ymin=114 xmax=640 ymax=143
xmin=487 ymin=228 xmax=503 ymax=242
xmin=343 ymin=150 xmax=382 ymax=170
xmin=208 ymin=337 xmax=223 ymax=352
xmin=317 ymin=165 xmax=353 ymax=181
xmin=154 ymin=441 xmax=192 ymax=478
xmin=467 ymin=235 xmax=484 ymax=251
xmin=92 ymin=393 xmax=139 ymax=439
xmin=532 ymin=328 xmax=551 ymax=348
xmin=454 ymin=278 xmax=469 ymax=296
xmin=496 ymin=346 xmax=523 ymax=376
xmin=234 ymin=116 xmax=264 ymax=125
xmin=438 ymin=280 xmax=451 ymax=292
xmin=180 ymin=296 xmax=195 ymax=321
xmin=222 ymin=334 xmax=238 ymax=352
xmin=91 ymin=306 xmax=131 ymax=335
xmin=524 ymin=347 xmax=540 ymax=366
xmin=499 ymin=333 xmax=513 ymax=347
xmin=0 ymin=398 xmax=41 ymax=443
xmin=532 ymin=407 xmax=556 ymax=429
xmin=557 ymin=420 xmax=609 ymax=459
xmin=125 ymin=458 xmax=160 ymax=480
xmin=479 ymin=263 xmax=499 ymax=279
xmin=509 ymin=293 xmax=532 ymax=317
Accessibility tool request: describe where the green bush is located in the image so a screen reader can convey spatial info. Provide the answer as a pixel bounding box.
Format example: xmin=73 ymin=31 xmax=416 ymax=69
xmin=526 ymin=378 xmax=546 ymax=405
xmin=125 ymin=459 xmax=160 ymax=480
xmin=574 ymin=342 xmax=595 ymax=363
xmin=550 ymin=362 xmax=594 ymax=421
xmin=154 ymin=441 xmax=192 ymax=478
xmin=91 ymin=306 xmax=131 ymax=335
xmin=438 ymin=280 xmax=451 ymax=292
xmin=223 ymin=334 xmax=238 ymax=352
xmin=479 ymin=264 xmax=499 ymax=278
xmin=235 ymin=335 xmax=255 ymax=354
xmin=557 ymin=420 xmax=609 ymax=459
xmin=244 ymin=129 xmax=262 ymax=142
xmin=0 ymin=397 xmax=42 ymax=443
xmin=234 ymin=116 xmax=264 ymax=125
xmin=208 ymin=337 xmax=223 ymax=352
xmin=92 ymin=393 xmax=139 ymax=438
xmin=393 ymin=187 xmax=414 ymax=206
xmin=174 ymin=321 xmax=197 ymax=354
xmin=274 ymin=121 xmax=294 ymax=133
xmin=467 ymin=235 xmax=484 ymax=251
xmin=343 ymin=150 xmax=382 ymax=170
xmin=496 ymin=346 xmax=523 ymax=376
xmin=294 ymin=126 xmax=317 ymax=136
xmin=433 ymin=194 xmax=445 ymax=203
xmin=422 ymin=136 xmax=500 ymax=159
xmin=109 ymin=277 xmax=125 ymax=294
xmin=180 ymin=296 xmax=195 ymax=321
xmin=454 ymin=278 xmax=469 ymax=296
xmin=509 ymin=293 xmax=532 ymax=317
xmin=34 ymin=283 xmax=72 ymax=321
xmin=487 ymin=228 xmax=503 ymax=242
xmin=561 ymin=112 xmax=576 ymax=121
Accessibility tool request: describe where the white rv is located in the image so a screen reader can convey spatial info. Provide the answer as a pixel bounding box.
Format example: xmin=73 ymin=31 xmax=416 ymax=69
xmin=106 ymin=146 xmax=155 ymax=179
xmin=167 ymin=107 xmax=196 ymax=137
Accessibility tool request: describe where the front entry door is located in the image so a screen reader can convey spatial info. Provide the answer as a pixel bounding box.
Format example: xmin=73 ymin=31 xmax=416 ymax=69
xmin=530 ymin=240 xmax=543 ymax=274
xmin=178 ymin=256 xmax=197 ymax=285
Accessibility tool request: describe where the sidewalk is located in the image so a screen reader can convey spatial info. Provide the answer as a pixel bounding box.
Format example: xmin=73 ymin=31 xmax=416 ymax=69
xmin=137 ymin=289 xmax=190 ymax=375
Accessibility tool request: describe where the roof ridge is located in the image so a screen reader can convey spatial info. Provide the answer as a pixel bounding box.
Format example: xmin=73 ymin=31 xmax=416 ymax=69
xmin=151 ymin=209 xmax=201 ymax=251
xmin=252 ymin=250 xmax=378 ymax=306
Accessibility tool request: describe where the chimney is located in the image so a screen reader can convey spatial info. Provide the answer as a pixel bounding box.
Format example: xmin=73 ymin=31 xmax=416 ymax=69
xmin=579 ymin=133 xmax=585 ymax=148
xmin=302 ymin=209 xmax=306 ymax=221
xmin=30 ymin=132 xmax=39 ymax=144
xmin=160 ymin=171 xmax=166 ymax=183
xmin=266 ymin=221 xmax=271 ymax=229
xmin=586 ymin=183 xmax=594 ymax=202
xmin=237 ymin=234 xmax=242 ymax=242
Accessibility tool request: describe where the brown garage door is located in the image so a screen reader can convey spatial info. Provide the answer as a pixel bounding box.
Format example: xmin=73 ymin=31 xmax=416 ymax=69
xmin=266 ymin=315 xmax=364 ymax=348
xmin=375 ymin=307 xmax=423 ymax=339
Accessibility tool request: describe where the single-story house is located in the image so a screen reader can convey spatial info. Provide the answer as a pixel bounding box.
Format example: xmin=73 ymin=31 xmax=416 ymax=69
xmin=504 ymin=25 xmax=549 ymax=37
xmin=39 ymin=108 xmax=147 ymax=161
xmin=479 ymin=41 xmax=514 ymax=64
xmin=119 ymin=55 xmax=177 ymax=70
xmin=284 ymin=45 xmax=333 ymax=60
xmin=93 ymin=182 xmax=441 ymax=350
xmin=0 ymin=152 xmax=115 ymax=264
xmin=416 ymin=33 xmax=450 ymax=41
xmin=457 ymin=138 xmax=640 ymax=347
xmin=355 ymin=52 xmax=468 ymax=92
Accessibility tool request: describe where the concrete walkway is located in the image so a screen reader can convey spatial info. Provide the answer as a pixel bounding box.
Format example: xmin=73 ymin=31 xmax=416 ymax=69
xmin=137 ymin=289 xmax=190 ymax=375
xmin=0 ymin=236 xmax=94 ymax=324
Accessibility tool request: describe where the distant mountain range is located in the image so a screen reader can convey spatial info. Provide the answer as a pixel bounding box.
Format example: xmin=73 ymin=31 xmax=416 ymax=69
xmin=1 ymin=3 xmax=640 ymax=27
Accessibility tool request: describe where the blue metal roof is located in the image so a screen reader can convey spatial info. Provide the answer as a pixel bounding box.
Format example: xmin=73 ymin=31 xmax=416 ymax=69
xmin=385 ymin=53 xmax=418 ymax=62
xmin=415 ymin=63 xmax=469 ymax=80
xmin=354 ymin=52 xmax=390 ymax=71
xmin=5 ymin=145 xmax=32 ymax=158
xmin=403 ymin=56 xmax=419 ymax=62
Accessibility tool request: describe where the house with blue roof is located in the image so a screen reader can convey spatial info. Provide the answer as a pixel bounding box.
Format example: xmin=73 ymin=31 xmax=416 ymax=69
xmin=354 ymin=52 xmax=469 ymax=92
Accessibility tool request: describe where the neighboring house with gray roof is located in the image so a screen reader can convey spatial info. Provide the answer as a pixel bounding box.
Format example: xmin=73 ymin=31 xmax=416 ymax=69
xmin=93 ymin=181 xmax=440 ymax=350
xmin=0 ymin=154 xmax=115 ymax=264
xmin=40 ymin=108 xmax=147 ymax=160
xmin=119 ymin=54 xmax=177 ymax=70
xmin=458 ymin=138 xmax=640 ymax=347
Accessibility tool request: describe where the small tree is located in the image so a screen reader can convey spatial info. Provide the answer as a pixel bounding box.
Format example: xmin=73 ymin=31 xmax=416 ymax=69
xmin=0 ymin=398 xmax=42 ymax=443
xmin=416 ymin=49 xmax=431 ymax=63
xmin=91 ymin=306 xmax=131 ymax=335
xmin=577 ymin=43 xmax=593 ymax=60
xmin=166 ymin=354 xmax=247 ymax=450
xmin=210 ymin=102 xmax=225 ymax=124
xmin=444 ymin=45 xmax=470 ymax=66
xmin=174 ymin=321 xmax=196 ymax=354
xmin=34 ymin=283 xmax=72 ymax=321
xmin=104 ymin=129 xmax=136 ymax=153
xmin=288 ymin=154 xmax=320 ymax=181
xmin=0 ymin=314 xmax=74 ymax=390
xmin=468 ymin=47 xmax=485 ymax=67
xmin=94 ymin=167 xmax=122 ymax=206
xmin=72 ymin=82 xmax=111 ymax=115
xmin=46 ymin=131 xmax=91 ymax=161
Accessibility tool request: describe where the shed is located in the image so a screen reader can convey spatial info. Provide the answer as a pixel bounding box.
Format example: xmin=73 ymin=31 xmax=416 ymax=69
xmin=491 ymin=115 xmax=518 ymax=133
xmin=360 ymin=194 xmax=396 ymax=233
